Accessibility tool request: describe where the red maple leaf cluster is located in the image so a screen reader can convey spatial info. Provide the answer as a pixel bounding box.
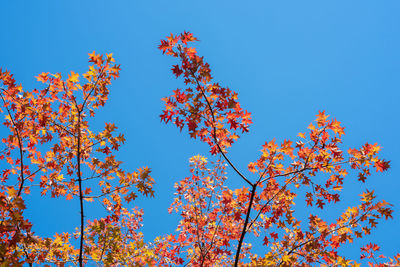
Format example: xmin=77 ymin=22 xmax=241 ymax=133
xmin=159 ymin=32 xmax=252 ymax=155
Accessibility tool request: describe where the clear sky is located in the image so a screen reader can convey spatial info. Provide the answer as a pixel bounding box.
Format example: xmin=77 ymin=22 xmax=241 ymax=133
xmin=1 ymin=0 xmax=399 ymax=263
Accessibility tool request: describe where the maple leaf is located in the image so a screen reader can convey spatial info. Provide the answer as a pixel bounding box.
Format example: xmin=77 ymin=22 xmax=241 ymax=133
xmin=7 ymin=186 xmax=17 ymax=198
xmin=222 ymin=189 xmax=233 ymax=205
xmin=270 ymin=232 xmax=278 ymax=240
xmin=180 ymin=31 xmax=198 ymax=44
xmin=316 ymin=199 xmax=325 ymax=209
xmin=68 ymin=71 xmax=79 ymax=83
xmin=158 ymin=40 xmax=170 ymax=53
xmin=36 ymin=72 xmax=49 ymax=83
xmin=184 ymin=47 xmax=197 ymax=59
xmin=316 ymin=110 xmax=329 ymax=126
xmin=171 ymin=65 xmax=183 ymax=78
xmin=358 ymin=173 xmax=367 ymax=183
xmin=375 ymin=159 xmax=390 ymax=172
xmin=330 ymin=118 xmax=345 ymax=136
xmin=88 ymin=51 xmax=103 ymax=65
xmin=298 ymin=132 xmax=306 ymax=139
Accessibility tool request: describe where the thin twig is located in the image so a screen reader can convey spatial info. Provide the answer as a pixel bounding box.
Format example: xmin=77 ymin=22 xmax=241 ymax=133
xmin=180 ymin=49 xmax=253 ymax=187
xmin=277 ymin=208 xmax=372 ymax=266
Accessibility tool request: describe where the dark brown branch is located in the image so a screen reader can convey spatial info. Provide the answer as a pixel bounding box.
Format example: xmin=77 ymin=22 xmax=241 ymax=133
xmin=248 ymin=172 xmax=303 ymax=232
xmin=177 ymin=47 xmax=257 ymax=265
xmin=0 ymin=93 xmax=26 ymax=196
xmin=77 ymin=110 xmax=84 ymax=267
xmin=234 ymin=184 xmax=257 ymax=266
xmin=186 ymin=64 xmax=253 ymax=187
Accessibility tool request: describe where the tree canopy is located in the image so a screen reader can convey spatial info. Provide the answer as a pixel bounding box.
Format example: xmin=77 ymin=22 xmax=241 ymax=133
xmin=0 ymin=30 xmax=399 ymax=266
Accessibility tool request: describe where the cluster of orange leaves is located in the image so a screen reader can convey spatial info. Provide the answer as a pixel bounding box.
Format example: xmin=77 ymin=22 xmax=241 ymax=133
xmin=0 ymin=32 xmax=398 ymax=266
xmin=155 ymin=32 xmax=398 ymax=266
xmin=0 ymin=53 xmax=154 ymax=266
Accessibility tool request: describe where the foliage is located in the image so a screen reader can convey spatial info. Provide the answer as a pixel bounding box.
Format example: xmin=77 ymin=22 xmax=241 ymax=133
xmin=0 ymin=32 xmax=398 ymax=266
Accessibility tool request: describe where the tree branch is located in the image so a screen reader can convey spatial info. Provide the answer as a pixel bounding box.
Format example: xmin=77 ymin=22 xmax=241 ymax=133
xmin=234 ymin=184 xmax=257 ymax=266
xmin=185 ymin=59 xmax=252 ymax=187
xmin=77 ymin=110 xmax=84 ymax=267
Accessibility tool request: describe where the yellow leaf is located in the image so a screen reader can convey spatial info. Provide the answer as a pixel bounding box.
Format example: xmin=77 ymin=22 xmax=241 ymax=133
xmin=7 ymin=187 xmax=17 ymax=198
xmin=68 ymin=71 xmax=79 ymax=83
xmin=298 ymin=132 xmax=306 ymax=139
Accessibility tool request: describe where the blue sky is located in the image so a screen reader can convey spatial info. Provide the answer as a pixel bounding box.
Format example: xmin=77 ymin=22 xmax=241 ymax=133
xmin=1 ymin=0 xmax=399 ymax=263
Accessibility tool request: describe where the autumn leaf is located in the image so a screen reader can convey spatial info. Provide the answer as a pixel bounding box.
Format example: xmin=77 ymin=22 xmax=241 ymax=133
xmin=36 ymin=72 xmax=49 ymax=83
